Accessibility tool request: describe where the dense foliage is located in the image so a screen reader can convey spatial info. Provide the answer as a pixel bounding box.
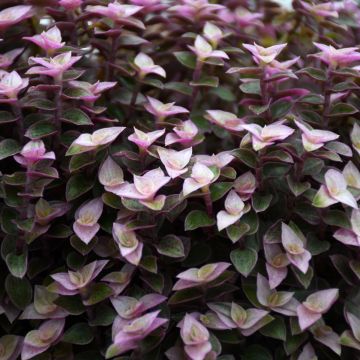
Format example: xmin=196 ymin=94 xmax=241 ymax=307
xmin=1 ymin=0 xmax=360 ymax=359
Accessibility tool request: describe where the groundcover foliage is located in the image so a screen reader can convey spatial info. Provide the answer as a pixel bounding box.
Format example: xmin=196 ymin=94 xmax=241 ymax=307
xmin=2 ymin=0 xmax=360 ymax=359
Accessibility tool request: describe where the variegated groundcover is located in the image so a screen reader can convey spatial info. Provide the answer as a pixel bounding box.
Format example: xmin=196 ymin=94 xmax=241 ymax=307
xmin=0 ymin=1 xmax=360 ymax=359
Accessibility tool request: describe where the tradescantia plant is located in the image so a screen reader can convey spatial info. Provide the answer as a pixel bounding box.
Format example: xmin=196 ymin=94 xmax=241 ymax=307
xmin=3 ymin=1 xmax=360 ymax=360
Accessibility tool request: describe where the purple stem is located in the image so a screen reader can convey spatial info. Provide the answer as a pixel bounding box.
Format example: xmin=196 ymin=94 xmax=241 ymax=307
xmin=54 ymin=81 xmax=63 ymax=150
xmin=255 ymin=152 xmax=264 ymax=191
xmin=323 ymin=68 xmax=333 ymax=128
xmin=16 ymin=165 xmax=31 ymax=253
xmin=260 ymin=70 xmax=271 ymax=123
xmin=106 ymin=33 xmax=121 ymax=81
xmin=128 ymin=80 xmax=141 ymax=120
xmin=11 ymin=101 xmax=24 ymax=144
xmin=202 ymin=185 xmax=213 ymax=217
xmin=189 ymin=60 xmax=203 ymax=109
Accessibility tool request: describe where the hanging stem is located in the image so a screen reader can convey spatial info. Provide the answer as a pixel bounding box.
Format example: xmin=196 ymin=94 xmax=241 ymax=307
xmin=189 ymin=60 xmax=203 ymax=109
xmin=255 ymin=152 xmax=264 ymax=191
xmin=323 ymin=68 xmax=333 ymax=128
xmin=68 ymin=10 xmax=78 ymax=46
xmin=260 ymin=70 xmax=271 ymax=123
xmin=54 ymin=79 xmax=63 ymax=151
xmin=128 ymin=80 xmax=141 ymax=120
xmin=11 ymin=101 xmax=25 ymax=144
xmin=106 ymin=32 xmax=121 ymax=81
xmin=17 ymin=164 xmax=31 ymax=253
xmin=201 ymin=185 xmax=213 ymax=217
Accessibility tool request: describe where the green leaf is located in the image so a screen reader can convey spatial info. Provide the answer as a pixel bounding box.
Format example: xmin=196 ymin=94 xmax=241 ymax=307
xmin=216 ymin=331 xmax=241 ymax=345
xmin=209 ymin=86 xmax=236 ymax=102
xmin=182 ymin=242 xmax=211 ymax=267
xmin=332 ymin=81 xmax=358 ymax=92
xmin=263 ymin=163 xmax=291 ymax=178
xmin=140 ymin=272 xmax=164 ymax=293
xmin=5 ymin=275 xmax=32 ymax=309
xmin=306 ymin=234 xmax=329 ymax=255
xmin=230 ymin=247 xmax=257 ymax=277
xmin=252 ymin=193 xmax=272 ymax=213
xmin=66 ymin=143 xmax=95 ymax=156
xmin=3 ymin=172 xmax=26 ymax=186
xmin=265 ymin=149 xmax=293 ymax=163
xmin=203 ymin=57 xmax=224 ymax=66
xmin=164 ymin=82 xmax=192 ymax=96
xmin=232 ymin=149 xmax=257 ymax=168
xmin=331 ymin=254 xmax=358 ymax=285
xmin=242 ymin=277 xmax=261 ymax=307
xmin=185 ymin=210 xmax=215 ymax=231
xmin=0 ymin=335 xmax=22 ymax=360
xmin=54 ymin=295 xmax=85 ymax=315
xmin=66 ymin=174 xmax=94 ymax=201
xmin=75 ymin=352 xmax=103 ymax=360
xmin=221 ymin=167 xmax=236 ymax=180
xmin=168 ymin=288 xmax=203 ymax=305
xmin=25 ymin=120 xmax=57 ymax=140
xmin=243 ymin=345 xmax=272 ymax=360
xmin=1 ymin=209 xmax=18 ymax=235
xmin=292 ymin=266 xmax=313 ymax=289
xmin=350 ymin=260 xmax=360 ymax=280
xmin=121 ymin=198 xmax=147 ymax=212
xmin=249 ymin=104 xmax=269 ymax=115
xmin=63 ymin=69 xmax=85 ymax=81
xmin=0 ymin=139 xmax=21 ymax=160
xmin=119 ymin=34 xmax=147 ymax=46
xmin=260 ymin=317 xmax=287 ymax=341
xmin=340 ymin=330 xmax=360 ymax=351
xmin=302 ymin=158 xmax=324 ymax=176
xmin=174 ymin=51 xmax=196 ymax=69
xmin=6 ymin=251 xmax=27 ymax=278
xmin=0 ymin=111 xmax=16 ymax=124
xmin=325 ymin=141 xmax=352 ymax=156
xmin=63 ymin=87 xmax=92 ymax=99
xmin=190 ymin=75 xmax=219 ymax=87
xmin=157 ymin=235 xmax=185 ymax=258
xmin=241 ymin=211 xmax=259 ymax=235
xmin=70 ymin=235 xmax=97 ymax=256
xmin=62 ymin=108 xmax=93 ymax=125
xmin=239 ymin=80 xmax=261 ymax=95
xmin=48 ymin=224 xmax=73 ymax=238
xmin=63 ymin=323 xmax=94 ymax=345
xmin=322 ymin=210 xmax=351 ymax=229
xmin=210 ymin=182 xmax=232 ymax=201
xmin=329 ymin=102 xmax=358 ymax=117
xmin=139 ymin=256 xmax=158 ymax=273
xmin=102 ymin=192 xmax=122 ymax=209
xmin=226 ymin=223 xmax=250 ymax=243
xmin=23 ymin=98 xmax=56 ymax=110
xmin=298 ymin=94 xmax=324 ymax=104
xmin=89 ymin=304 xmax=116 ymax=327
xmin=297 ymin=67 xmax=326 ymax=81
xmin=287 ymin=175 xmax=311 ymax=197
xmin=69 ymin=152 xmax=96 ymax=173
xmin=141 ymin=77 xmax=163 ymax=89
xmin=82 ymin=283 xmax=113 ymax=306
xmin=284 ymin=333 xmax=308 ymax=355
xmin=270 ymin=101 xmax=292 ymax=119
